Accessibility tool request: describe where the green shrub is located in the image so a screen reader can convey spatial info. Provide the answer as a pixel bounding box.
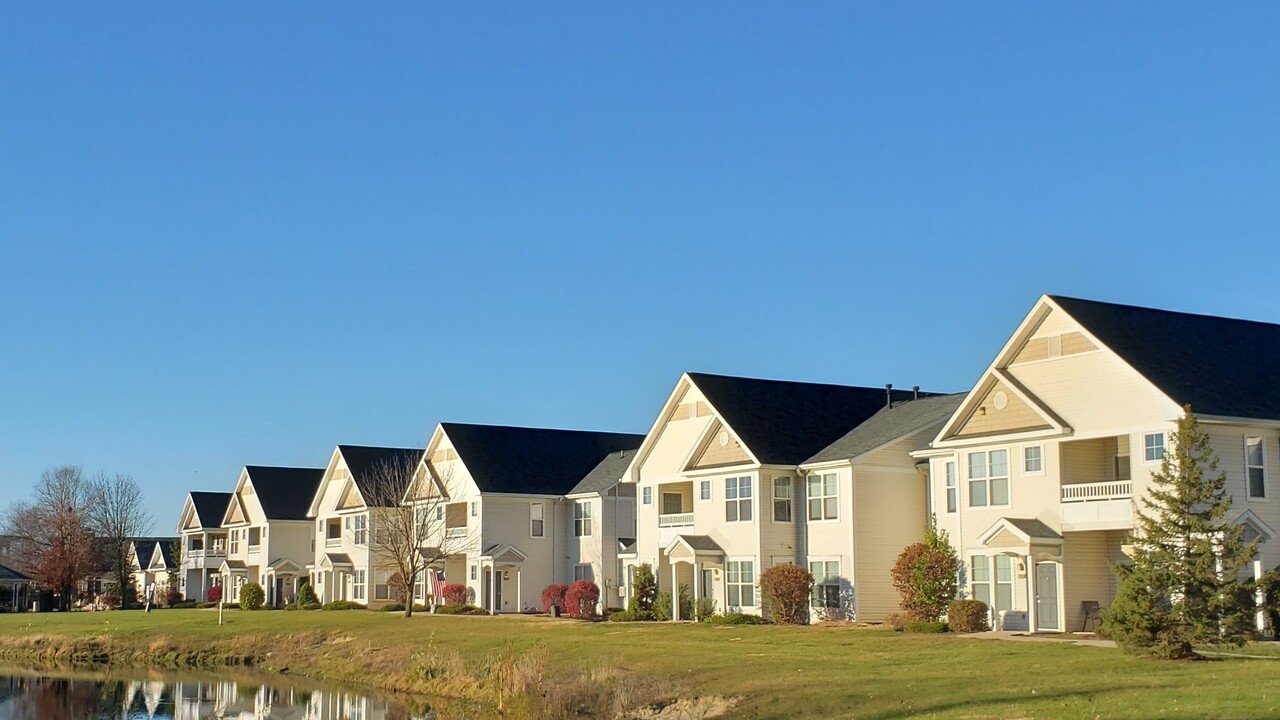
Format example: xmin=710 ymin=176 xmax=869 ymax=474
xmin=433 ymin=603 xmax=484 ymax=615
xmin=947 ymin=599 xmax=990 ymax=633
xmin=381 ymin=603 xmax=406 ymax=612
xmin=760 ymin=564 xmax=813 ymax=625
xmin=653 ymin=584 xmax=693 ymax=621
xmin=705 ymin=612 xmax=767 ymax=625
xmin=194 ymin=601 xmax=218 ymax=609
xmin=239 ymin=583 xmax=265 ymax=611
xmin=903 ymin=620 xmax=948 ymax=634
xmin=607 ymin=610 xmax=653 ymax=622
xmin=296 ymin=583 xmax=320 ymax=610
xmin=890 ymin=520 xmax=961 ymax=622
xmin=627 ymin=563 xmax=658 ymax=615
xmin=321 ymin=600 xmax=366 ymax=611
xmin=167 ymin=600 xmax=198 ymax=609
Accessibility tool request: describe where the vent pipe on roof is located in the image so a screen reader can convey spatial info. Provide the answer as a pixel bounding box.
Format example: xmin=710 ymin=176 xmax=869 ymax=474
xmin=885 ymin=384 xmax=893 ymax=408
xmin=913 ymin=386 xmax=920 ymax=400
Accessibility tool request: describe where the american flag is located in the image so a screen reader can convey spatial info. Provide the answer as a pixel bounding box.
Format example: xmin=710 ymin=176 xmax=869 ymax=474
xmin=426 ymin=569 xmax=445 ymax=604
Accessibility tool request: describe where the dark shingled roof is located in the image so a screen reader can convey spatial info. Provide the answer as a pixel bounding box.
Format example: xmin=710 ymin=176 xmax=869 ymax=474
xmin=337 ymin=446 xmax=425 ymax=507
xmin=568 ymin=449 xmax=637 ymax=496
xmin=189 ymin=491 xmax=233 ymax=528
xmin=687 ymin=372 xmax=940 ymax=466
xmin=0 ymin=562 xmax=29 ymax=582
xmin=442 ymin=423 xmax=644 ymax=496
xmin=131 ymin=539 xmax=160 ymax=566
xmin=245 ymin=466 xmax=326 ymax=520
xmin=1052 ymin=296 xmax=1280 ymax=421
xmin=673 ymin=535 xmax=724 ymax=553
xmin=1003 ymin=518 xmax=1062 ymax=541
xmin=805 ymin=394 xmax=966 ymax=464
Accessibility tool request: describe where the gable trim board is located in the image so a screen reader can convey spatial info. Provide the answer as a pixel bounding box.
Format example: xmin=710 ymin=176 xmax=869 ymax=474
xmin=683 ymin=417 xmax=758 ymax=472
xmin=938 ymin=369 xmax=1068 ymax=444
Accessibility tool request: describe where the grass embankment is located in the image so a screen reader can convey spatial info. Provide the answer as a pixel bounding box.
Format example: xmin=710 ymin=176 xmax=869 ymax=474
xmin=1 ymin=610 xmax=1279 ymax=718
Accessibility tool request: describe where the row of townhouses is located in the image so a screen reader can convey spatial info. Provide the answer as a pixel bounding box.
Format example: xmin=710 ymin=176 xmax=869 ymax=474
xmin=174 ymin=295 xmax=1280 ymax=629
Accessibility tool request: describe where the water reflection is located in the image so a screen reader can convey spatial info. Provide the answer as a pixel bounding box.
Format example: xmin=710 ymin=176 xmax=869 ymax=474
xmin=0 ymin=671 xmax=434 ymax=720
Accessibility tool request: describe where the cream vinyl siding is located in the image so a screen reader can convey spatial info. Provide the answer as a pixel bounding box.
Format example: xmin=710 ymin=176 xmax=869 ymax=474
xmin=1061 ymin=530 xmax=1128 ymax=632
xmin=1202 ymin=424 xmax=1280 ymax=569
xmin=953 ymin=380 xmax=1052 ymax=438
xmin=690 ymin=420 xmax=753 ymax=469
xmin=479 ymin=495 xmax=557 ymax=612
xmin=853 ymin=465 xmax=926 ymax=621
xmin=759 ymin=473 xmax=800 ymax=570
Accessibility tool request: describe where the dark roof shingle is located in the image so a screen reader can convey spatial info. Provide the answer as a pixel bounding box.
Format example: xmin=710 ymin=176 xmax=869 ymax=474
xmin=805 ymin=394 xmax=966 ymax=464
xmin=687 ymin=372 xmax=941 ymax=466
xmin=442 ymin=423 xmax=644 ymax=496
xmin=1051 ymin=296 xmax=1280 ymax=421
xmin=189 ymin=491 xmax=233 ymax=528
xmin=244 ymin=466 xmax=326 ymax=520
xmin=569 ymin=449 xmax=637 ymax=496
xmin=337 ymin=446 xmax=425 ymax=507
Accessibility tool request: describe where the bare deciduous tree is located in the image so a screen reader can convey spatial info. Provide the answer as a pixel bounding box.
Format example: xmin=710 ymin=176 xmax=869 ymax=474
xmin=2 ymin=466 xmax=96 ymax=609
xmin=87 ymin=472 xmax=153 ymax=608
xmin=365 ymin=454 xmax=471 ymax=618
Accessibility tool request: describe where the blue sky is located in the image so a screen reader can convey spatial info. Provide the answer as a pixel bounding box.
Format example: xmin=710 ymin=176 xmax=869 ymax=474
xmin=2 ymin=4 xmax=1278 ymax=526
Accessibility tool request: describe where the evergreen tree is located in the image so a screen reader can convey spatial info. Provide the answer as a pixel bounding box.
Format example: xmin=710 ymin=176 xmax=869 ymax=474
xmin=1103 ymin=406 xmax=1257 ymax=658
xmin=627 ymin=563 xmax=658 ymax=615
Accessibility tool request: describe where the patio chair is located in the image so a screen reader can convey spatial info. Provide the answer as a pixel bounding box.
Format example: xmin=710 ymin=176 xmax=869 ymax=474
xmin=1081 ymin=600 xmax=1102 ymax=632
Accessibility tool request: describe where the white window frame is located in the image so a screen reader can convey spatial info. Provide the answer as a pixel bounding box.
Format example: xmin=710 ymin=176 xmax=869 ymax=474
xmin=944 ymin=461 xmax=957 ymax=514
xmin=574 ymin=500 xmax=593 ymax=537
xmin=469 ymin=564 xmax=477 ymax=581
xmin=970 ymin=555 xmax=990 ymax=609
xmin=228 ymin=529 xmax=241 ymax=554
xmin=808 ymin=559 xmax=840 ymax=609
xmin=967 ymin=449 xmax=1010 ymax=508
xmin=352 ymin=515 xmax=368 ymax=545
xmin=642 ymin=486 xmax=652 ymax=505
xmin=698 ymin=479 xmax=712 ymax=503
xmin=725 ymin=558 xmax=755 ymax=608
xmin=773 ymin=477 xmax=793 ymax=523
xmin=1246 ymin=436 xmax=1268 ymax=501
xmin=994 ymin=555 xmax=1014 ymax=618
xmin=725 ymin=476 xmax=753 ymax=523
xmin=470 ymin=501 xmax=479 ymax=517
xmin=1023 ymin=445 xmax=1044 ymax=475
xmin=1143 ymin=432 xmax=1166 ymax=464
xmin=353 ymin=569 xmax=366 ymax=601
xmin=374 ymin=570 xmax=392 ymax=601
xmin=574 ymin=563 xmax=594 ymax=582
xmin=530 ymin=502 xmax=545 ymax=538
xmin=807 ymin=472 xmax=838 ymax=521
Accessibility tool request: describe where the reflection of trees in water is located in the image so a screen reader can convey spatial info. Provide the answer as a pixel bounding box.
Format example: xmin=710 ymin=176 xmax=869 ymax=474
xmin=0 ymin=674 xmax=430 ymax=720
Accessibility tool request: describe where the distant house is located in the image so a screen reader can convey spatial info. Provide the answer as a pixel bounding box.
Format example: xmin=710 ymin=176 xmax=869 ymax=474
xmin=176 ymin=491 xmax=232 ymax=601
xmin=127 ymin=538 xmax=177 ymax=603
xmin=0 ymin=562 xmax=32 ymax=612
xmin=915 ymin=295 xmax=1280 ymax=632
xmin=219 ymin=466 xmax=325 ymax=606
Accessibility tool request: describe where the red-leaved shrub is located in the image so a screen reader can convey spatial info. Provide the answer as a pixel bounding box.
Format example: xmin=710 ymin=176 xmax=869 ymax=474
xmin=206 ymin=586 xmax=223 ymax=603
xmin=542 ymin=583 xmax=569 ymax=614
xmin=564 ymin=581 xmax=600 ymax=619
xmin=442 ymin=583 xmax=468 ymax=606
xmin=890 ymin=523 xmax=961 ymax=621
xmin=760 ymin=564 xmax=813 ymax=624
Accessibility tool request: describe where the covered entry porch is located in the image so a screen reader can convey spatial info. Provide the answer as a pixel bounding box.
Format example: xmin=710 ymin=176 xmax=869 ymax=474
xmin=217 ymin=560 xmax=252 ymax=603
xmin=664 ymin=534 xmax=725 ymax=621
xmin=479 ymin=544 xmax=526 ymax=614
xmin=262 ymin=558 xmax=305 ymax=607
xmin=975 ymin=518 xmax=1066 ymax=632
xmin=312 ymin=553 xmax=354 ymax=604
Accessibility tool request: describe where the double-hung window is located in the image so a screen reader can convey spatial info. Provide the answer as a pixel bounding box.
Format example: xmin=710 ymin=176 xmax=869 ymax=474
xmin=994 ymin=556 xmax=1014 ymax=617
xmin=967 ymin=450 xmax=1009 ymax=507
xmin=1246 ymin=437 xmax=1267 ymax=499
xmin=809 ymin=560 xmax=840 ymax=609
xmin=229 ymin=529 xmax=241 ymax=554
xmin=773 ymin=477 xmax=793 ymax=522
xmin=574 ymin=501 xmax=593 ymax=536
xmin=642 ymin=486 xmax=653 ymax=505
xmin=353 ymin=570 xmax=366 ymax=601
xmin=374 ymin=570 xmax=391 ymax=600
xmin=1023 ymin=446 xmax=1043 ymax=474
xmin=574 ymin=564 xmax=594 ymax=582
xmin=970 ymin=556 xmax=990 ymax=607
xmin=699 ymin=479 xmax=712 ymax=502
xmin=726 ymin=560 xmax=755 ymax=607
xmin=807 ymin=472 xmax=838 ymax=520
xmin=530 ymin=503 xmax=545 ymax=537
xmin=1143 ymin=432 xmax=1166 ymax=463
xmin=725 ymin=477 xmax=753 ymax=522
xmin=352 ymin=515 xmax=368 ymax=545
xmin=944 ymin=462 xmax=957 ymax=513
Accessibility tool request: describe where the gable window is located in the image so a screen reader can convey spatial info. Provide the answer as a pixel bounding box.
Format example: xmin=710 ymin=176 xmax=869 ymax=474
xmin=725 ymin=477 xmax=753 ymax=522
xmin=574 ymin=564 xmax=594 ymax=582
xmin=352 ymin=515 xmax=368 ymax=545
xmin=967 ymin=450 xmax=1009 ymax=507
xmin=970 ymin=556 xmax=990 ymax=608
xmin=352 ymin=570 xmax=366 ymax=601
xmin=530 ymin=503 xmax=545 ymax=538
xmin=699 ymin=479 xmax=712 ymax=502
xmin=807 ymin=472 xmax=838 ymax=521
xmin=773 ymin=477 xmax=793 ymax=522
xmin=1023 ymin=446 xmax=1043 ymax=474
xmin=809 ymin=560 xmax=840 ymax=609
xmin=1246 ymin=437 xmax=1267 ymax=499
xmin=726 ymin=560 xmax=755 ymax=607
xmin=247 ymin=527 xmax=261 ymax=549
xmin=945 ymin=462 xmax=957 ymax=514
xmin=642 ymin=487 xmax=652 ymax=505
xmin=574 ymin=501 xmax=593 ymax=537
xmin=1143 ymin=433 xmax=1166 ymax=463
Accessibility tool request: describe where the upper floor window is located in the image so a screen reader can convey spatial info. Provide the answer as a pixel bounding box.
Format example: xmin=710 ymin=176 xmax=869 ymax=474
xmin=773 ymin=477 xmax=793 ymax=522
xmin=247 ymin=527 xmax=261 ymax=548
xmin=944 ymin=462 xmax=957 ymax=514
xmin=470 ymin=501 xmax=479 ymax=517
xmin=807 ymin=472 xmax=838 ymax=521
xmin=350 ymin=515 xmax=368 ymax=545
xmin=1023 ymin=446 xmax=1043 ymax=474
xmin=574 ymin=501 xmax=593 ymax=536
xmin=326 ymin=519 xmax=341 ymax=540
xmin=642 ymin=486 xmax=652 ymax=505
xmin=1143 ymin=433 xmax=1166 ymax=463
xmin=228 ymin=529 xmax=240 ymax=554
xmin=1246 ymin=437 xmax=1267 ymax=499
xmin=530 ymin=503 xmax=545 ymax=537
xmin=968 ymin=450 xmax=1009 ymax=507
xmin=189 ymin=537 xmax=204 ymax=552
xmin=725 ymin=477 xmax=753 ymax=522
xmin=699 ymin=479 xmax=712 ymax=502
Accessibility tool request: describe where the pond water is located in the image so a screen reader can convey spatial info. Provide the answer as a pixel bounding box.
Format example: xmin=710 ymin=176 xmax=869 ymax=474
xmin=0 ymin=668 xmax=436 ymax=720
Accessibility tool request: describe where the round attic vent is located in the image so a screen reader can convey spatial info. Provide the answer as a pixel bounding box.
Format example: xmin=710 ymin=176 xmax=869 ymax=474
xmin=992 ymin=391 xmax=1009 ymax=410
xmin=718 ymin=431 xmax=730 ymax=447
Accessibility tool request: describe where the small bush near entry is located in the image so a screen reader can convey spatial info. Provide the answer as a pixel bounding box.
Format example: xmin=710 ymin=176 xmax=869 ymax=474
xmin=760 ymin=564 xmax=813 ymax=625
xmin=382 ymin=603 xmax=406 ymax=612
xmin=890 ymin=520 xmax=961 ymax=621
xmin=296 ymin=583 xmax=320 ymax=610
xmin=627 ymin=563 xmax=658 ymax=614
xmin=442 ymin=584 xmax=468 ymax=606
xmin=240 ymin=583 xmax=265 ymax=611
xmin=167 ymin=599 xmax=198 ymax=609
xmin=206 ymin=586 xmax=222 ymax=603
xmin=564 ymin=581 xmax=600 ymax=619
xmin=194 ymin=601 xmax=218 ymax=609
xmin=882 ymin=612 xmax=910 ymax=631
xmin=705 ymin=612 xmax=767 ymax=625
xmin=434 ymin=604 xmax=484 ymax=615
xmin=542 ymin=583 xmax=569 ymax=614
xmin=653 ymin=585 xmax=693 ymax=622
xmin=322 ymin=600 xmax=365 ymax=611
xmin=947 ymin=599 xmax=990 ymax=633
xmin=165 ymin=591 xmax=184 ymax=607
xmin=904 ymin=620 xmax=949 ymax=634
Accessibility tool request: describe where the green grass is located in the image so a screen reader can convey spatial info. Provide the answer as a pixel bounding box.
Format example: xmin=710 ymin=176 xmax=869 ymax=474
xmin=2 ymin=609 xmax=1280 ymax=718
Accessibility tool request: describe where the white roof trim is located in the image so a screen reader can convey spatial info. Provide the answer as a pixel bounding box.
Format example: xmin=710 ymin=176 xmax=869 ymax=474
xmin=1235 ymin=509 xmax=1276 ymax=541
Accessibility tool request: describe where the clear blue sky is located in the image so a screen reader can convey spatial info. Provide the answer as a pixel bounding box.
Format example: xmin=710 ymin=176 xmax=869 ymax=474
xmin=2 ymin=4 xmax=1278 ymax=527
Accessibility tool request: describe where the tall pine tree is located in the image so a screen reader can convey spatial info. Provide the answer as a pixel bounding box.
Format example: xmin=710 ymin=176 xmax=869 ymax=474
xmin=1103 ymin=406 xmax=1257 ymax=658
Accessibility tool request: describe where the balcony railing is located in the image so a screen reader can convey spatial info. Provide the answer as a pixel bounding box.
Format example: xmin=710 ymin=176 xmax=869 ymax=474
xmin=325 ymin=537 xmax=342 ymax=548
xmin=445 ymin=527 xmax=467 ymax=539
xmin=1061 ymin=481 xmax=1133 ymax=503
xmin=658 ymin=512 xmax=694 ymax=528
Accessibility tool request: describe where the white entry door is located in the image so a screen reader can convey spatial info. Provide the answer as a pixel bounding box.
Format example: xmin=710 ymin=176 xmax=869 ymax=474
xmin=1034 ymin=563 xmax=1060 ymax=631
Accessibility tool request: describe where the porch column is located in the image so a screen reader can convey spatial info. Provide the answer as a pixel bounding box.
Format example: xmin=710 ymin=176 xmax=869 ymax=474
xmin=516 ymin=568 xmax=522 ymax=614
xmin=671 ymin=563 xmax=679 ymax=621
xmin=490 ymin=562 xmax=498 ymax=615
xmin=693 ymin=562 xmax=701 ymax=618
xmin=1025 ymin=554 xmax=1036 ymax=633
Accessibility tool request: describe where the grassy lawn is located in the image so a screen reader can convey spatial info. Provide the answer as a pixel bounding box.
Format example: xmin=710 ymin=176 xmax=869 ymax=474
xmin=1 ymin=609 xmax=1279 ymax=718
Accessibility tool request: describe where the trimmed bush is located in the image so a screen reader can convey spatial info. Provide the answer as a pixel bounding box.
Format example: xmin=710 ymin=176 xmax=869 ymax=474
xmin=434 ymin=603 xmax=484 ymax=615
xmin=194 ymin=601 xmax=218 ymax=609
xmin=167 ymin=600 xmax=198 ymax=609
xmin=564 ymin=581 xmax=600 ymax=619
xmin=442 ymin=584 xmax=468 ymax=606
xmin=890 ymin=521 xmax=961 ymax=621
xmin=760 ymin=564 xmax=813 ymax=625
xmin=165 ymin=591 xmax=184 ymax=607
xmin=297 ymin=583 xmax=320 ymax=610
xmin=381 ymin=603 xmax=406 ymax=612
xmin=627 ymin=563 xmax=657 ymax=615
xmin=542 ymin=583 xmax=569 ymax=614
xmin=206 ymin=586 xmax=223 ymax=603
xmin=653 ymin=585 xmax=693 ymax=622
xmin=321 ymin=600 xmax=365 ymax=611
xmin=607 ymin=610 xmax=654 ymax=622
xmin=904 ymin=620 xmax=949 ymax=634
xmin=705 ymin=612 xmax=767 ymax=625
xmin=239 ymin=583 xmax=265 ymax=611
xmin=947 ymin=599 xmax=990 ymax=634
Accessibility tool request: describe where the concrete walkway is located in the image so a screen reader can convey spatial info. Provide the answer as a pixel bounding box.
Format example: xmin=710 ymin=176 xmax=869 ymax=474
xmin=963 ymin=630 xmax=1116 ymax=648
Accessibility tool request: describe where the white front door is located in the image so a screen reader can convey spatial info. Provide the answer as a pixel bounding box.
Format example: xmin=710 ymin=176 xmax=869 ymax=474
xmin=1034 ymin=563 xmax=1060 ymax=631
